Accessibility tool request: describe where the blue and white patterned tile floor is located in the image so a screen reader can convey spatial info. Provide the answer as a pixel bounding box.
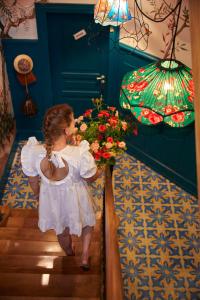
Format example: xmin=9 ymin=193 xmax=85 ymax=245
xmin=0 ymin=140 xmax=200 ymax=300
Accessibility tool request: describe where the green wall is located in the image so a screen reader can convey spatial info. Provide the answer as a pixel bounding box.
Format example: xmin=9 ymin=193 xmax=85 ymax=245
xmin=112 ymin=43 xmax=197 ymax=196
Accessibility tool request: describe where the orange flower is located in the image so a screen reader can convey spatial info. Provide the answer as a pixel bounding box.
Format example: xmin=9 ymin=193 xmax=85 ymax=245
xmin=117 ymin=141 xmax=126 ymax=148
xmin=105 ymin=142 xmax=113 ymax=149
xmin=108 ymin=116 xmax=118 ymax=127
xmin=80 ymin=123 xmax=87 ymax=132
xmin=90 ymin=141 xmax=100 ymax=153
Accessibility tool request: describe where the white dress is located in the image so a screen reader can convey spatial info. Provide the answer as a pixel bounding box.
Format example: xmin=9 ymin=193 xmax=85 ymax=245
xmin=21 ymin=137 xmax=97 ymax=237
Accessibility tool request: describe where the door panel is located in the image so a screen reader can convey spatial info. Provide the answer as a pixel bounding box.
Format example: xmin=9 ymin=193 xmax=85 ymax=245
xmin=47 ymin=10 xmax=110 ymax=116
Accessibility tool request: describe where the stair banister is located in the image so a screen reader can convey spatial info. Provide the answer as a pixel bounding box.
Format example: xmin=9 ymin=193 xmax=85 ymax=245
xmin=104 ymin=165 xmax=124 ymax=300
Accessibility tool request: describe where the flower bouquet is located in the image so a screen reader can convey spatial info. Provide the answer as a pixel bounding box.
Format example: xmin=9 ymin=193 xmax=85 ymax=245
xmin=75 ymin=98 xmax=131 ymax=166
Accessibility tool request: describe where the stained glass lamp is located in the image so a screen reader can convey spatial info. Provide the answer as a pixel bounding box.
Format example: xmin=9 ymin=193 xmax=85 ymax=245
xmin=94 ymin=0 xmax=131 ymax=26
xmin=120 ymin=60 xmax=195 ymax=127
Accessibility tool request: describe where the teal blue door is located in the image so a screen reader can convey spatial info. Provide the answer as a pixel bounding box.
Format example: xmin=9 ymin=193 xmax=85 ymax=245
xmin=47 ymin=8 xmax=110 ymax=116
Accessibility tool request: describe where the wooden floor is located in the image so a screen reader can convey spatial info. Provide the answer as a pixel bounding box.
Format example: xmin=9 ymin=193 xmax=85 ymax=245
xmin=0 ymin=208 xmax=102 ymax=300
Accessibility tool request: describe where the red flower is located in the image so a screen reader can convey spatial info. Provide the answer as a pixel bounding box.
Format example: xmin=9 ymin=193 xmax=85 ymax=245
xmin=98 ymin=124 xmax=107 ymax=132
xmin=127 ymin=80 xmax=148 ymax=92
xmin=84 ymin=109 xmax=93 ymax=117
xmin=107 ymin=137 xmax=114 ymax=143
xmin=171 ymin=112 xmax=185 ymax=123
xmin=101 ymin=152 xmax=111 ymax=159
xmin=148 ymin=113 xmax=163 ymax=124
xmin=98 ymin=110 xmax=110 ymax=118
xmin=108 ymin=116 xmax=118 ymax=127
xmin=94 ymin=152 xmax=101 ymax=160
xmin=98 ymin=134 xmax=103 ymax=140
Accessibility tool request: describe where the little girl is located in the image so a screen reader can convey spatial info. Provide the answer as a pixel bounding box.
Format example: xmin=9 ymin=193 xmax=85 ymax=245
xmin=21 ymin=104 xmax=102 ymax=270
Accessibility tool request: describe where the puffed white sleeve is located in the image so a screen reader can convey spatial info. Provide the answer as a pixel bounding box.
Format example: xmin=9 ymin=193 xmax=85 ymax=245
xmin=21 ymin=137 xmax=39 ymax=176
xmin=79 ymin=140 xmax=97 ymax=179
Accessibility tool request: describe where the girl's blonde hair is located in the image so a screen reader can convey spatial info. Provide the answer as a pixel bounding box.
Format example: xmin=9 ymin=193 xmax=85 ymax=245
xmin=42 ymin=104 xmax=73 ymax=176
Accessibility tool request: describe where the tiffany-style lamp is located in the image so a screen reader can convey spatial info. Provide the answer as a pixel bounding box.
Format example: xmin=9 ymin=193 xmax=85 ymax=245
xmin=94 ymin=0 xmax=131 ymax=26
xmin=120 ymin=59 xmax=194 ymax=127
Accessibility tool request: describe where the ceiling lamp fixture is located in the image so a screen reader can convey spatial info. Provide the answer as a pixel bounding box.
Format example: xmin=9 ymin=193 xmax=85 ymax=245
xmin=120 ymin=59 xmax=194 ymax=127
xmin=94 ymin=0 xmax=132 ymax=26
xmin=119 ymin=0 xmax=194 ymax=127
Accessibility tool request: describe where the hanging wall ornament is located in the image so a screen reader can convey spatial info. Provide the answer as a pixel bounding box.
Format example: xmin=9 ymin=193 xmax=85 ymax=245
xmin=13 ymin=54 xmax=37 ymax=117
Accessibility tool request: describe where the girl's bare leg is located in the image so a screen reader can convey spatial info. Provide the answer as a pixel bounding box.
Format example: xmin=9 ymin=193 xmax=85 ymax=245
xmin=57 ymin=227 xmax=74 ymax=256
xmin=81 ymin=225 xmax=93 ymax=265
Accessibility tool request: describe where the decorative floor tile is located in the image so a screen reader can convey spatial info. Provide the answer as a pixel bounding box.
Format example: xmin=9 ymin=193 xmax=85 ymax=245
xmin=113 ymin=153 xmax=199 ymax=299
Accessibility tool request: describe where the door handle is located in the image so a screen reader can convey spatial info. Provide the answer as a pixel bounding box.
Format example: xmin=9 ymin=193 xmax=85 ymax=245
xmin=96 ymin=75 xmax=106 ymax=83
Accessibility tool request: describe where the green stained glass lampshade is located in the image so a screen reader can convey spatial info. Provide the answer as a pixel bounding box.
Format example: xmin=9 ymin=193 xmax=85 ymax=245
xmin=119 ymin=59 xmax=195 ymax=127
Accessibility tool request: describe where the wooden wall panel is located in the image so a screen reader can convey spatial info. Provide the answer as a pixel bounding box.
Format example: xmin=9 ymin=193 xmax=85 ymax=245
xmin=189 ymin=0 xmax=200 ymax=202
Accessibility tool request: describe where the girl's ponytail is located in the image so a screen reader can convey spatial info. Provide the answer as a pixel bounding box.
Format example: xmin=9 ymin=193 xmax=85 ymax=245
xmin=42 ymin=104 xmax=73 ymax=178
xmin=45 ymin=134 xmax=56 ymax=177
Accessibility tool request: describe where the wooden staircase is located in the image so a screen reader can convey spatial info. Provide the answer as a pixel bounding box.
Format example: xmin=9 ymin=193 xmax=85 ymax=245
xmin=0 ymin=208 xmax=102 ymax=300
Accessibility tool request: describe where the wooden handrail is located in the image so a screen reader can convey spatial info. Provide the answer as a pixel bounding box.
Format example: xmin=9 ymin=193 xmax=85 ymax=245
xmin=104 ymin=165 xmax=124 ymax=300
xmin=189 ymin=0 xmax=200 ymax=202
xmin=0 ymin=205 xmax=10 ymax=227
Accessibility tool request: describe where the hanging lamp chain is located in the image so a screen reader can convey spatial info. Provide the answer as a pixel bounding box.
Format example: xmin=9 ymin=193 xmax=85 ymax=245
xmin=134 ymin=0 xmax=183 ymax=23
xmin=169 ymin=0 xmax=183 ymax=66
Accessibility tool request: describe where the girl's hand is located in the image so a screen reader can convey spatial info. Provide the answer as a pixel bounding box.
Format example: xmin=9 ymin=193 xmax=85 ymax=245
xmin=67 ymin=131 xmax=82 ymax=146
xmin=73 ymin=134 xmax=82 ymax=146
xmin=28 ymin=176 xmax=40 ymax=199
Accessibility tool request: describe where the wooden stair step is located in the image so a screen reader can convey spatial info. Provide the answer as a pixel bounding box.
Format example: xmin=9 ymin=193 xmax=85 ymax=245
xmin=9 ymin=208 xmax=102 ymax=220
xmin=5 ymin=216 xmax=101 ymax=233
xmin=10 ymin=209 xmax=38 ymax=218
xmin=0 ymin=297 xmax=100 ymax=300
xmin=0 ymin=240 xmax=101 ymax=256
xmin=0 ymin=273 xmax=100 ymax=297
xmin=0 ymin=254 xmax=100 ymax=274
xmin=0 ymin=227 xmax=57 ymax=241
xmin=0 ymin=227 xmax=100 ymax=242
xmin=6 ymin=216 xmax=38 ymax=228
